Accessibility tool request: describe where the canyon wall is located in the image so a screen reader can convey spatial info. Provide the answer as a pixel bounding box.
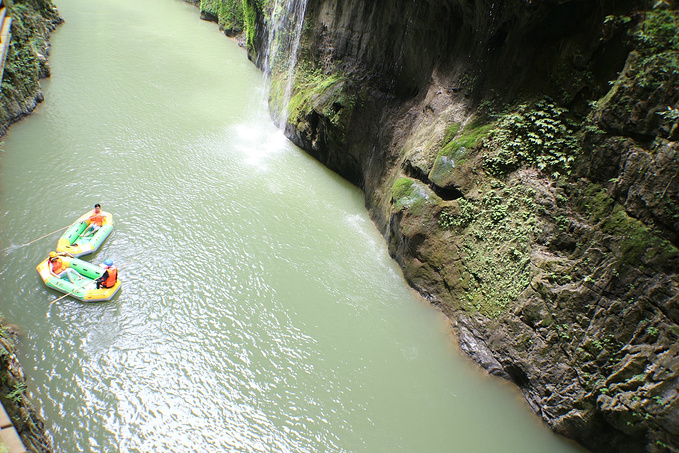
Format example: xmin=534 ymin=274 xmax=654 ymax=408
xmin=213 ymin=0 xmax=679 ymax=450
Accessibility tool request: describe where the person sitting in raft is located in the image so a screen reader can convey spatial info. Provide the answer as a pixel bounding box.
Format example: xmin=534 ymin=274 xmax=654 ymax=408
xmin=82 ymin=203 xmax=106 ymax=236
xmin=96 ymin=259 xmax=118 ymax=290
xmin=48 ymin=251 xmax=81 ymax=283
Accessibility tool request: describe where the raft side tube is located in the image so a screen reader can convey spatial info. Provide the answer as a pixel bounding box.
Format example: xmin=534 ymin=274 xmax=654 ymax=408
xmin=36 ymin=257 xmax=121 ymax=303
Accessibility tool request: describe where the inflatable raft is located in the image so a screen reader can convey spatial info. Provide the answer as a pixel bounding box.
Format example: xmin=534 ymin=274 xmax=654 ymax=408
xmin=56 ymin=209 xmax=114 ymax=257
xmin=36 ymin=255 xmax=121 ymax=302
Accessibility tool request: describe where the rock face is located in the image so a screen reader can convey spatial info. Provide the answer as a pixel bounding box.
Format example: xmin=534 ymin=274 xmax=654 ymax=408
xmin=195 ymin=0 xmax=244 ymax=37
xmin=0 ymin=0 xmax=62 ymax=136
xmin=0 ymin=323 xmax=53 ymax=452
xmin=234 ymin=1 xmax=679 ymax=451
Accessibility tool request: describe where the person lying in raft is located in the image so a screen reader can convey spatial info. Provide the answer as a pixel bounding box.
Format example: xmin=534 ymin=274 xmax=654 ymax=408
xmin=96 ymin=259 xmax=118 ymax=290
xmin=48 ymin=251 xmax=82 ymax=283
xmin=82 ymin=203 xmax=106 ymax=236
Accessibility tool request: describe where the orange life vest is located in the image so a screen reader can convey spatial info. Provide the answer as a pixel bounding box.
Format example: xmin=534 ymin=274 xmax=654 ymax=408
xmin=51 ymin=258 xmax=65 ymax=275
xmin=88 ymin=213 xmax=106 ymax=227
xmin=101 ymin=267 xmax=118 ymax=288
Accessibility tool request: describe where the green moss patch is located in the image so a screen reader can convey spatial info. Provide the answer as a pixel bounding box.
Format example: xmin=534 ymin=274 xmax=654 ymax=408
xmin=243 ymin=0 xmax=266 ymax=53
xmin=270 ymin=65 xmax=356 ymax=132
xmin=429 ymin=120 xmax=493 ymax=187
xmin=439 ymin=184 xmax=539 ymax=317
xmin=579 ymin=187 xmax=678 ymax=267
xmin=391 ymin=177 xmax=438 ymax=212
xmin=603 ymin=204 xmax=678 ymax=266
xmin=440 ymin=120 xmax=492 ymax=160
xmin=442 ymin=122 xmax=461 ymax=144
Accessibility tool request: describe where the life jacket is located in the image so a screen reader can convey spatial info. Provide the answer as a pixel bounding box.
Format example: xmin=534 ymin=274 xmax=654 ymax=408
xmin=101 ymin=267 xmax=118 ymax=288
xmin=51 ymin=258 xmax=65 ymax=275
xmin=88 ymin=212 xmax=106 ymax=226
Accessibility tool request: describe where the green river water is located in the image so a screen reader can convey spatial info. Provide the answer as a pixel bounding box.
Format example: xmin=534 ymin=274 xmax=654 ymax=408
xmin=0 ymin=0 xmax=585 ymax=451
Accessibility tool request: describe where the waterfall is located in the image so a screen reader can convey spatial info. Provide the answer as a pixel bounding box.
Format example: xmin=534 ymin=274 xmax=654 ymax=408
xmin=262 ymin=0 xmax=309 ymax=129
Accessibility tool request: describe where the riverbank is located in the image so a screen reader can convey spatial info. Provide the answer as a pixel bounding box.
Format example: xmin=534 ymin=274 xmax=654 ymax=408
xmin=0 ymin=0 xmax=61 ymax=137
xmin=0 ymin=323 xmax=52 ymax=452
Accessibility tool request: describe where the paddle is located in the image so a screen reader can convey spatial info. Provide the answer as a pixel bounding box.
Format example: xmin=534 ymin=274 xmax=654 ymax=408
xmin=45 ymin=278 xmax=93 ymax=315
xmin=2 ymin=225 xmax=69 ymax=255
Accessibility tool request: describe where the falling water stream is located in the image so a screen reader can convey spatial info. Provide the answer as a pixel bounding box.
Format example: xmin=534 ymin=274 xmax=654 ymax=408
xmin=0 ymin=0 xmax=585 ymax=451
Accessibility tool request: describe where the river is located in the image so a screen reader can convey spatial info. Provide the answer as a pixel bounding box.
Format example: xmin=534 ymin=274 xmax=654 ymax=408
xmin=0 ymin=0 xmax=584 ymax=451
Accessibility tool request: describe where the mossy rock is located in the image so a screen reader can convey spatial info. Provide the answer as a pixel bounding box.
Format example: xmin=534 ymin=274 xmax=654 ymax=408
xmin=430 ymin=121 xmax=492 ymax=183
xmin=391 ymin=177 xmax=439 ymax=213
xmin=602 ymin=204 xmax=678 ymax=267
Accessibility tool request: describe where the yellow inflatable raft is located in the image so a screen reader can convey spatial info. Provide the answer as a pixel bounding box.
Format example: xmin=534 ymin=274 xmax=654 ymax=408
xmin=56 ymin=209 xmax=114 ymax=257
xmin=36 ymin=255 xmax=121 ymax=302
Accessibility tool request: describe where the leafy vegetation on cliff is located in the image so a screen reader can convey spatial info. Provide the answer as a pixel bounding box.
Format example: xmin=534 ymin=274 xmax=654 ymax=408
xmin=0 ymin=321 xmax=52 ymax=452
xmin=270 ymin=65 xmax=355 ymax=134
xmin=388 ymin=5 xmax=679 ymax=451
xmin=483 ymin=99 xmax=579 ymax=179
xmin=633 ymin=9 xmax=679 ymax=86
xmin=0 ymin=0 xmax=61 ymax=135
xmin=200 ymin=0 xmax=244 ymax=35
xmin=438 ymin=182 xmax=539 ymax=317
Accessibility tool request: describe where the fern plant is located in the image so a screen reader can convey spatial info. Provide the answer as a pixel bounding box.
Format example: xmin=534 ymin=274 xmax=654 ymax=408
xmin=483 ymin=99 xmax=578 ymax=178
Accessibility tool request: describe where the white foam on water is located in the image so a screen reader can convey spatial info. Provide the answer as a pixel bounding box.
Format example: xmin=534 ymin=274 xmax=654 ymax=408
xmin=231 ymin=122 xmax=290 ymax=169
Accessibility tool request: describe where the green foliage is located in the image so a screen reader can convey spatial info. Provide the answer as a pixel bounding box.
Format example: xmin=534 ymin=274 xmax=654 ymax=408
xmin=219 ymin=0 xmax=244 ymax=31
xmin=7 ymin=382 xmax=26 ymax=403
xmin=635 ymin=51 xmax=679 ymax=89
xmin=483 ymin=99 xmax=578 ymax=178
xmin=630 ymin=9 xmax=679 ymax=89
xmin=270 ymin=65 xmax=355 ymax=130
xmin=657 ymin=106 xmax=679 ymax=121
xmin=1 ymin=0 xmax=59 ymax=119
xmin=633 ymin=10 xmax=679 ymax=55
xmin=200 ymin=0 xmax=221 ymax=17
xmin=604 ymin=15 xmax=632 ymax=26
xmin=242 ymin=0 xmax=259 ymax=53
xmin=439 ymin=198 xmax=477 ymax=229
xmin=448 ymin=184 xmax=539 ymax=317
xmin=200 ymin=0 xmax=244 ymax=31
